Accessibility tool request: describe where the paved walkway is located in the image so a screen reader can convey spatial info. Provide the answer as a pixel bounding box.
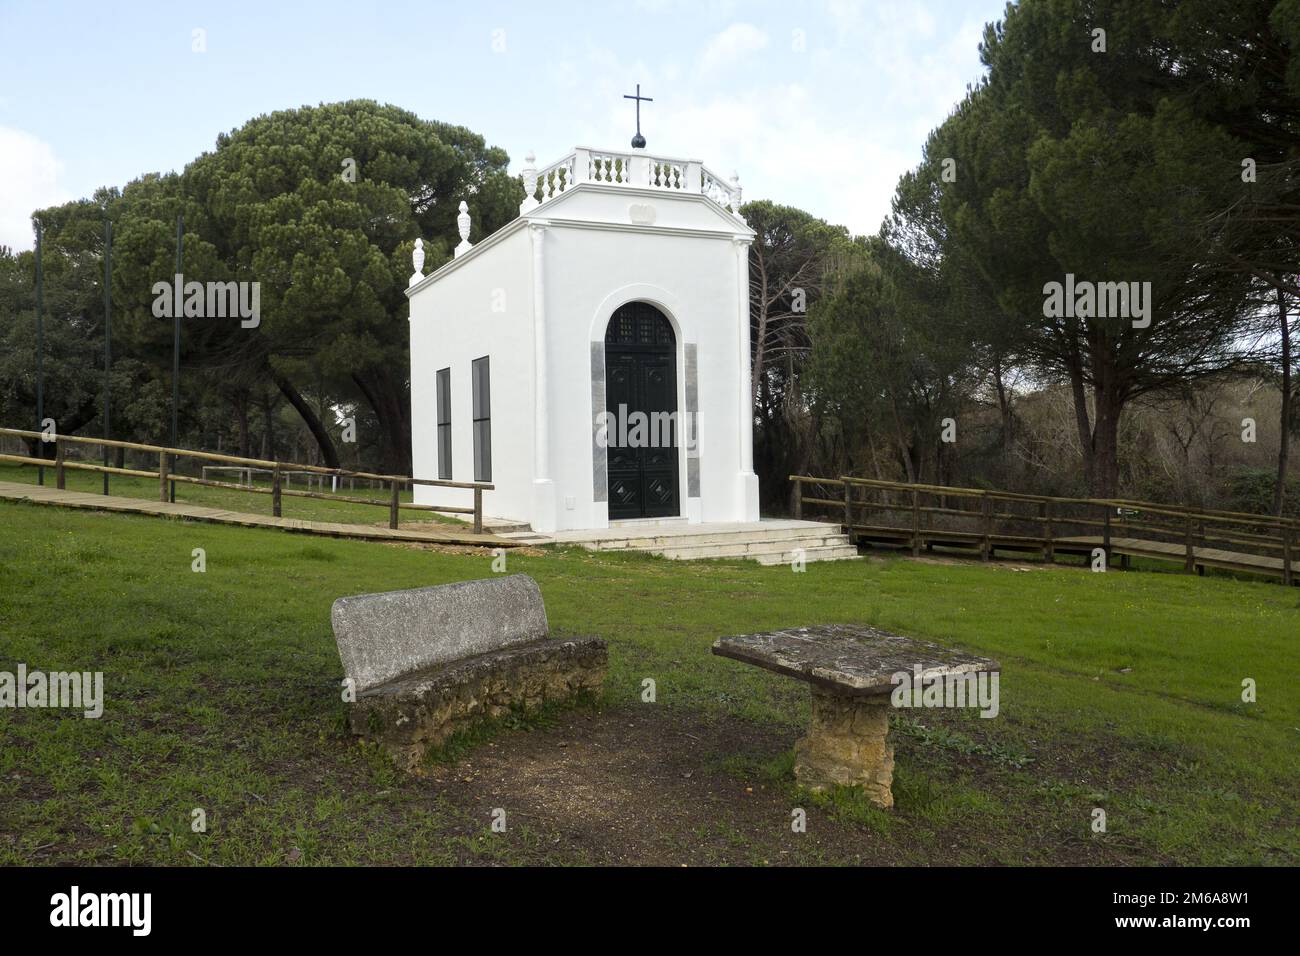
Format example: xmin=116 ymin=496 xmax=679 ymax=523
xmin=0 ymin=480 xmax=512 ymax=548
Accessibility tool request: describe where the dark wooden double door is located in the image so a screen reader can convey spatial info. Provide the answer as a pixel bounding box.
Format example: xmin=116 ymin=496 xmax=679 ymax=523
xmin=605 ymin=302 xmax=679 ymax=520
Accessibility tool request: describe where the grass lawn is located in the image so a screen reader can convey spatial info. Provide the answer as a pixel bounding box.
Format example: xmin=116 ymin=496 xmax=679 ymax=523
xmin=0 ymin=497 xmax=1296 ymax=866
xmin=0 ymin=461 xmax=461 ymax=527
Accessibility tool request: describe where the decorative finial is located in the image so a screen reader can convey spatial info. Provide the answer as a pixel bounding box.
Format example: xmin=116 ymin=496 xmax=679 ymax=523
xmin=624 ymin=84 xmax=653 ymax=149
xmin=729 ymin=172 xmax=746 ymax=223
xmin=409 ymin=237 xmax=425 ymax=286
xmin=520 ymin=151 xmax=539 ymax=214
xmin=454 ymin=201 xmax=473 ymax=258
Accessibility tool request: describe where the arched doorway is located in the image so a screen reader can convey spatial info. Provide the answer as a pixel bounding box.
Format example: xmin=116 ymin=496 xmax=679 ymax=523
xmin=604 ymin=301 xmax=679 ymax=519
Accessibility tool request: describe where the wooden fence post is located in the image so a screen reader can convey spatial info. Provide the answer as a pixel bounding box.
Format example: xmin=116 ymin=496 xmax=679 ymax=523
xmin=793 ymin=478 xmax=802 ymax=520
xmin=1041 ymin=500 xmax=1054 ymax=563
xmin=980 ymin=493 xmax=991 ymax=561
xmin=911 ymin=489 xmax=921 ymax=556
xmin=1103 ymin=505 xmax=1112 ymax=564
xmin=473 ymin=487 xmax=483 ymax=535
xmin=842 ymin=481 xmax=852 ymax=531
xmin=1283 ymin=526 xmax=1293 ymax=587
xmin=1184 ymin=516 xmax=1196 ymax=573
xmin=389 ymin=480 xmax=400 ymax=530
xmin=272 ymin=467 xmax=282 ymax=518
xmin=55 ymin=438 xmax=65 ymax=490
xmin=158 ymin=452 xmax=169 ymax=503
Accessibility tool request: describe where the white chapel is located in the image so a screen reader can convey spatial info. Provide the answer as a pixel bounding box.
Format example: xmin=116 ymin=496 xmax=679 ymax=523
xmin=405 ymin=127 xmax=761 ymax=535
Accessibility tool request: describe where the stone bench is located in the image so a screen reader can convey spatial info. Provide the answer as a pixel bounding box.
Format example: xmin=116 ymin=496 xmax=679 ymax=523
xmin=332 ymin=574 xmax=606 ymax=771
xmin=712 ymin=624 xmax=999 ymax=808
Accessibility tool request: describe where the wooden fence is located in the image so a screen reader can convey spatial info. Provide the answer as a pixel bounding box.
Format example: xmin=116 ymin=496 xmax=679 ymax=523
xmin=0 ymin=426 xmax=493 ymax=533
xmin=791 ymin=475 xmax=1299 ymax=586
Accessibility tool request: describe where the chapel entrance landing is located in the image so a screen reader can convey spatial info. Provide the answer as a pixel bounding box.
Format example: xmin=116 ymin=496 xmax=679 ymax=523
xmin=604 ymin=302 xmax=679 ymax=520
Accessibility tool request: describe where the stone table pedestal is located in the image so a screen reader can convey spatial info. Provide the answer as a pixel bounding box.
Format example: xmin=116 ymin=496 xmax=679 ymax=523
xmin=794 ymin=687 xmax=895 ymax=807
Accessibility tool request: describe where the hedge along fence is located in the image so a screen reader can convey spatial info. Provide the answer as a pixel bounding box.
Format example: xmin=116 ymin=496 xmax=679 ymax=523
xmin=0 ymin=426 xmax=494 ymax=534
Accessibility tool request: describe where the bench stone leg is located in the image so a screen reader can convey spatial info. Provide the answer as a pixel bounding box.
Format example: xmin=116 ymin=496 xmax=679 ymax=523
xmin=794 ymin=688 xmax=894 ymax=808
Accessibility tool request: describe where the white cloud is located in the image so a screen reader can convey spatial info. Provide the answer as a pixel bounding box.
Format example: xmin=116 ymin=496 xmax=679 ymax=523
xmin=0 ymin=127 xmax=69 ymax=252
xmin=699 ymin=23 xmax=769 ymax=73
xmin=511 ymin=4 xmax=999 ymax=237
xmin=640 ymin=86 xmax=911 ymax=236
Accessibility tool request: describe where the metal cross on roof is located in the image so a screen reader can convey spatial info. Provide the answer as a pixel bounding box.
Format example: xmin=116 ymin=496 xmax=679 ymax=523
xmin=624 ymin=84 xmax=652 ymax=149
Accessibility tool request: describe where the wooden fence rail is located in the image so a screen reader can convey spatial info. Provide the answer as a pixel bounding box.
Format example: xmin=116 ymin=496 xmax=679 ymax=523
xmin=791 ymin=474 xmax=1299 ymax=586
xmin=0 ymin=426 xmax=493 ymax=534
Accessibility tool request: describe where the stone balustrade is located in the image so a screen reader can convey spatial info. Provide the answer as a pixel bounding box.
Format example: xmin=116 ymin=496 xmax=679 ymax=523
xmin=520 ymin=147 xmax=744 ymax=219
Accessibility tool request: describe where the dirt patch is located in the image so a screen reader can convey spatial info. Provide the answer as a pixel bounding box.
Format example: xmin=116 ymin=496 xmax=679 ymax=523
xmin=417 ymin=703 xmax=1145 ymax=866
xmin=426 ymin=705 xmax=874 ymax=865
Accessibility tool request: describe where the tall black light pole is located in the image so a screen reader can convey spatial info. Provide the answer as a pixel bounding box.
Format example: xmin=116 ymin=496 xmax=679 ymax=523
xmin=34 ymin=220 xmax=45 ymax=485
xmin=171 ymin=214 xmax=183 ymax=502
xmin=103 ymin=220 xmax=113 ymax=494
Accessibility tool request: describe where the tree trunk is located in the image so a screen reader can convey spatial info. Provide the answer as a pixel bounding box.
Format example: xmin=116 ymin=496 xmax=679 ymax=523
xmin=1275 ymin=286 xmax=1291 ymax=516
xmin=1067 ymin=336 xmax=1126 ymax=498
xmin=1090 ymin=394 xmax=1122 ymax=498
xmin=20 ymin=400 xmax=98 ymax=460
xmin=890 ymin=395 xmax=916 ymax=484
xmin=352 ymin=369 xmax=411 ymax=476
xmin=262 ymin=389 xmax=277 ymax=462
xmin=271 ymin=368 xmax=339 ymax=468
xmin=1066 ymin=346 xmax=1095 ymax=492
xmin=992 ymin=354 xmax=1014 ymax=466
xmin=235 ymin=392 xmax=250 ymax=459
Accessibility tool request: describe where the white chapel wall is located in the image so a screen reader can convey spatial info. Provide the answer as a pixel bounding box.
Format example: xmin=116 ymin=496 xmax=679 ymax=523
xmin=408 ymin=225 xmax=535 ymax=523
xmin=543 ymin=219 xmax=751 ymax=530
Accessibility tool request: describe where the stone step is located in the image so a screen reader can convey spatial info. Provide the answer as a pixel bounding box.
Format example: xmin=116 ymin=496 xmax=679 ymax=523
xmin=584 ymin=524 xmax=841 ymax=551
xmin=651 ymin=535 xmax=851 ymax=559
xmin=438 ymin=515 xmax=533 ymax=534
xmin=487 ymin=522 xmax=535 ymax=535
xmin=752 ymin=545 xmax=862 ymax=565
xmin=656 ymin=543 xmax=860 ymax=564
xmin=608 ymin=517 xmax=690 ymax=528
xmin=498 ymin=531 xmax=552 ymax=545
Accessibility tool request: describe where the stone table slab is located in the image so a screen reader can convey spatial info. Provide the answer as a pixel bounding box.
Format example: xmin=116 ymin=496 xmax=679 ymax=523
xmin=711 ymin=624 xmax=999 ymax=807
xmin=711 ymin=623 xmax=998 ymax=697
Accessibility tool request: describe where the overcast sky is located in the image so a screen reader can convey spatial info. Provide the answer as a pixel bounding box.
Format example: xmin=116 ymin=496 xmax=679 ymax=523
xmin=0 ymin=0 xmax=1006 ymax=251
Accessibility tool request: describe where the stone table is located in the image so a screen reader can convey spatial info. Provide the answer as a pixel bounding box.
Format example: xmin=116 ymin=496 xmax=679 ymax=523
xmin=711 ymin=624 xmax=999 ymax=808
